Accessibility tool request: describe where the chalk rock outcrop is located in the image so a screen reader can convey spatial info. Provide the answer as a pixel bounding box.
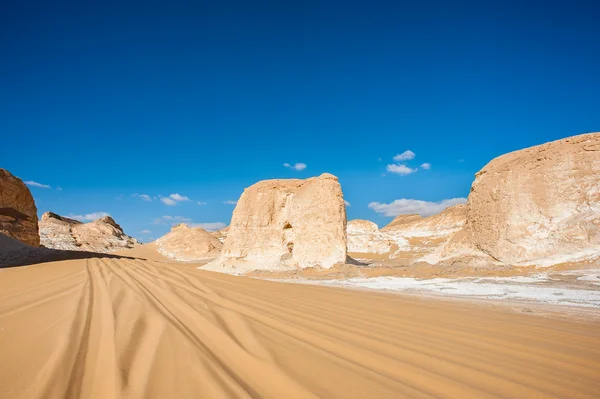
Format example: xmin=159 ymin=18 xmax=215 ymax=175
xmin=347 ymin=220 xmax=393 ymax=254
xmin=0 ymin=169 xmax=40 ymax=247
xmin=39 ymin=212 xmax=138 ymax=253
xmin=381 ymin=204 xmax=467 ymax=260
xmin=205 ymin=173 xmax=347 ymax=273
xmin=427 ymin=132 xmax=600 ymax=267
xmin=211 ymin=226 xmax=229 ymax=243
xmin=155 ymin=224 xmax=222 ymax=261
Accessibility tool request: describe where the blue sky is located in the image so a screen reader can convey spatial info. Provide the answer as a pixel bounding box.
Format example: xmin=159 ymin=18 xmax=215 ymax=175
xmin=2 ymin=1 xmax=599 ymax=241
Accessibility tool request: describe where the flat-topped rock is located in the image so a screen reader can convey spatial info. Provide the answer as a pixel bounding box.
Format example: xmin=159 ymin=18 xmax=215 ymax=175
xmin=205 ymin=174 xmax=347 ymax=273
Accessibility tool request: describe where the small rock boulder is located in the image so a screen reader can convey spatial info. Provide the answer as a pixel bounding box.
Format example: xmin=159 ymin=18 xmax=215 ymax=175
xmin=155 ymin=223 xmax=223 ymax=261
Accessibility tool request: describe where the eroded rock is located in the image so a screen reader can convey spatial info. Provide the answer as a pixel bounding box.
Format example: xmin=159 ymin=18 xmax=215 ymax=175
xmin=0 ymin=169 xmax=39 ymax=247
xmin=156 ymin=223 xmax=222 ymax=261
xmin=39 ymin=212 xmax=138 ymax=253
xmin=205 ymin=173 xmax=347 ymax=273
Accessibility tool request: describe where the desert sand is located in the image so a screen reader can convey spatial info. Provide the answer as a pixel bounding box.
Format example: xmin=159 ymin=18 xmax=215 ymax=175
xmin=1 ymin=245 xmax=599 ymax=399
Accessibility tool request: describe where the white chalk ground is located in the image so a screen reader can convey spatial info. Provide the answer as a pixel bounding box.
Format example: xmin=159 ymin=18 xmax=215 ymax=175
xmin=279 ymin=269 xmax=600 ymax=308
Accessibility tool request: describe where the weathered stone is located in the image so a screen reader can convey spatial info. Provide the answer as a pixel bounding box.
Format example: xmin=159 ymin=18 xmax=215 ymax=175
xmin=39 ymin=212 xmax=138 ymax=253
xmin=0 ymin=169 xmax=39 ymax=247
xmin=426 ymin=132 xmax=600 ymax=267
xmin=347 ymin=220 xmax=393 ymax=254
xmin=205 ymin=173 xmax=347 ymax=273
xmin=156 ymin=224 xmax=222 ymax=261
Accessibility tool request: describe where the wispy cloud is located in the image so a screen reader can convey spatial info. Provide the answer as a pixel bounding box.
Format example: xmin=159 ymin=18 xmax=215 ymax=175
xmin=344 ymin=200 xmax=351 ymax=207
xmin=152 ymin=215 xmax=192 ymax=225
xmin=160 ymin=197 xmax=177 ymax=206
xmin=223 ymin=200 xmax=237 ymax=205
xmin=283 ymin=162 xmax=307 ymax=171
xmin=159 ymin=193 xmax=191 ymax=205
xmin=56 ymin=186 xmax=63 ymax=191
xmin=197 ymin=201 xmax=207 ymax=205
xmin=189 ymin=222 xmax=227 ymax=232
xmin=133 ymin=193 xmax=152 ymax=202
xmin=68 ymin=212 xmax=111 ymax=222
xmin=386 ymin=164 xmax=418 ymax=175
xmin=24 ymin=180 xmax=51 ymax=189
xmin=169 ymin=193 xmax=190 ymax=202
xmin=368 ymin=198 xmax=467 ymax=217
xmin=393 ymin=150 xmax=415 ymax=162
xmin=140 ymin=229 xmax=152 ymax=234
xmin=420 ymin=163 xmax=431 ymax=170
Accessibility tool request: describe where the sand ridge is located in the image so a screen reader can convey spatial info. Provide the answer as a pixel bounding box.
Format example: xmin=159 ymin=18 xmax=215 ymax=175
xmin=1 ymin=257 xmax=599 ymax=398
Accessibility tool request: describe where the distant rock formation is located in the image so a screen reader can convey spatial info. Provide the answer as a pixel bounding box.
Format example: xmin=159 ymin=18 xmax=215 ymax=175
xmin=205 ymin=173 xmax=347 ymax=273
xmin=155 ymin=223 xmax=222 ymax=261
xmin=0 ymin=169 xmax=40 ymax=247
xmin=39 ymin=212 xmax=138 ymax=253
xmin=382 ymin=204 xmax=467 ymax=260
xmin=211 ymin=226 xmax=229 ymax=243
xmin=425 ymin=132 xmax=600 ymax=267
xmin=347 ymin=220 xmax=393 ymax=254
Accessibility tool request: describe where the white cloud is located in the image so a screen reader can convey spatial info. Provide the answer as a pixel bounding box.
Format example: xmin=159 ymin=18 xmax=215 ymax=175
xmin=197 ymin=201 xmax=207 ymax=205
xmin=140 ymin=229 xmax=152 ymax=234
xmin=344 ymin=200 xmax=351 ymax=207
xmin=159 ymin=193 xmax=191 ymax=205
xmin=24 ymin=180 xmax=51 ymax=189
xmin=133 ymin=193 xmax=152 ymax=201
xmin=67 ymin=212 xmax=111 ymax=222
xmin=160 ymin=197 xmax=177 ymax=206
xmin=420 ymin=163 xmax=431 ymax=170
xmin=386 ymin=164 xmax=418 ymax=175
xmin=223 ymin=200 xmax=237 ymax=205
xmin=189 ymin=222 xmax=227 ymax=232
xmin=152 ymin=215 xmax=192 ymax=225
xmin=368 ymin=198 xmax=467 ymax=217
xmin=393 ymin=150 xmax=415 ymax=162
xmin=56 ymin=186 xmax=63 ymax=191
xmin=283 ymin=162 xmax=307 ymax=171
xmin=169 ymin=193 xmax=190 ymax=202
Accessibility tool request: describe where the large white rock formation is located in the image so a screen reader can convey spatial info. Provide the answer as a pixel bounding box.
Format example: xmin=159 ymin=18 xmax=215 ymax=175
xmin=204 ymin=173 xmax=347 ymax=273
xmin=426 ymin=132 xmax=600 ymax=267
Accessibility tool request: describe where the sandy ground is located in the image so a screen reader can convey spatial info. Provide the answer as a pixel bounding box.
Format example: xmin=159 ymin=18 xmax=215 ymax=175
xmin=0 ymin=246 xmax=599 ymax=398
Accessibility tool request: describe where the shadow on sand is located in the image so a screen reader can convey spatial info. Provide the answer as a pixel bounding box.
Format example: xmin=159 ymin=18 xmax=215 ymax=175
xmin=0 ymin=234 xmax=139 ymax=269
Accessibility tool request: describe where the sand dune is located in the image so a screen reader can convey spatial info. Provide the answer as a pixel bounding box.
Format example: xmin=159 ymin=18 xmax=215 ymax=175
xmin=1 ymin=256 xmax=599 ymax=398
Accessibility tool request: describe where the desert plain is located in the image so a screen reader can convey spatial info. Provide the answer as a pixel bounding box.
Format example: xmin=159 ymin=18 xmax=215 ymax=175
xmin=1 ymin=133 xmax=600 ymax=398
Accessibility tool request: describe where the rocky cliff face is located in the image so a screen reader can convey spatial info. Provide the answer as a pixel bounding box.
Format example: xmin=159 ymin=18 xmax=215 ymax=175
xmin=425 ymin=132 xmax=600 ymax=267
xmin=156 ymin=224 xmax=222 ymax=261
xmin=39 ymin=212 xmax=138 ymax=253
xmin=205 ymin=173 xmax=347 ymax=273
xmin=0 ymin=169 xmax=40 ymax=247
xmin=347 ymin=220 xmax=393 ymax=254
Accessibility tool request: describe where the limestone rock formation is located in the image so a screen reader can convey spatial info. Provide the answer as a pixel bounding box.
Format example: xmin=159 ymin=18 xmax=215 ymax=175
xmin=205 ymin=173 xmax=347 ymax=273
xmin=347 ymin=219 xmax=393 ymax=254
xmin=211 ymin=226 xmax=229 ymax=243
xmin=0 ymin=169 xmax=40 ymax=247
xmin=39 ymin=212 xmax=138 ymax=253
xmin=155 ymin=224 xmax=222 ymax=261
xmin=426 ymin=132 xmax=600 ymax=267
xmin=382 ymin=204 xmax=467 ymax=260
